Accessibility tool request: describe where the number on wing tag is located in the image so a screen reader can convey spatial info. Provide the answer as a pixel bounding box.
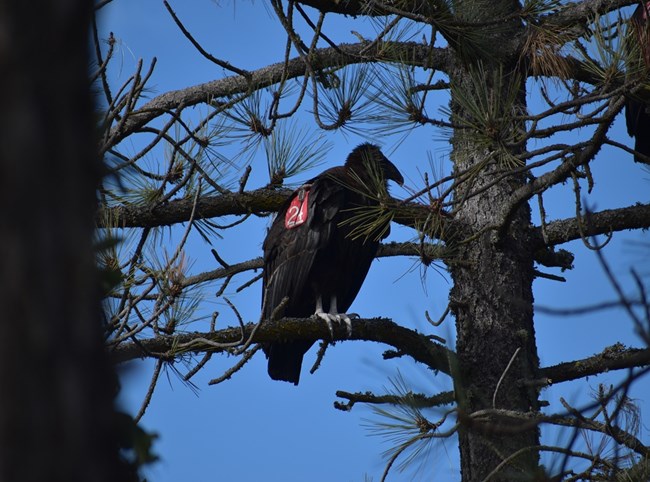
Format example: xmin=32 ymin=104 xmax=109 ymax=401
xmin=284 ymin=187 xmax=310 ymax=229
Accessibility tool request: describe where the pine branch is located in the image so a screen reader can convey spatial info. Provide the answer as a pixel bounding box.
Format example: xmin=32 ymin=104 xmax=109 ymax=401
xmin=98 ymin=187 xmax=291 ymax=228
xmin=613 ymin=457 xmax=650 ymax=482
xmin=541 ymin=0 xmax=637 ymax=31
xmin=540 ymin=344 xmax=650 ymax=384
xmin=106 ymin=42 xmax=453 ymax=145
xmin=98 ymin=190 xmax=649 ymax=272
xmin=111 ymin=317 xmax=650 ymax=388
xmin=541 ymin=54 xmax=608 ymax=85
xmin=97 ymin=187 xmax=447 ymax=233
xmin=111 ymin=316 xmax=455 ymax=375
xmin=294 ymin=0 xmax=430 ymax=16
xmin=545 ymin=407 xmax=650 ymax=458
xmin=532 ymin=202 xmax=650 ymax=249
xmin=180 ymin=257 xmax=264 ymax=289
xmin=500 ymin=94 xmax=626 ymax=231
xmin=334 ymin=389 xmax=455 ymax=411
xmin=175 ymin=241 xmax=448 ymax=290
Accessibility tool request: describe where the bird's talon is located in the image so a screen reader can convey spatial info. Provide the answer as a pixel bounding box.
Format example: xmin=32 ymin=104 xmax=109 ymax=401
xmin=341 ymin=314 xmax=353 ymax=337
xmin=315 ymin=311 xmax=335 ymax=337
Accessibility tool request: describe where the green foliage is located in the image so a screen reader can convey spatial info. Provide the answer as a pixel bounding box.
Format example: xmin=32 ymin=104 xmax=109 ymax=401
xmin=444 ymin=63 xmax=526 ymax=168
xmin=365 ymin=373 xmax=457 ymax=481
xmin=264 ymin=119 xmax=331 ymax=185
xmin=311 ymin=65 xmax=378 ymax=134
xmin=96 ymin=235 xmax=124 ymax=297
xmin=520 ymin=0 xmax=563 ymax=19
xmin=221 ymin=89 xmax=276 ymax=157
xmin=371 ymin=64 xmax=430 ymax=135
xmin=337 ymin=149 xmax=399 ymax=242
xmin=578 ymin=12 xmax=629 ymax=88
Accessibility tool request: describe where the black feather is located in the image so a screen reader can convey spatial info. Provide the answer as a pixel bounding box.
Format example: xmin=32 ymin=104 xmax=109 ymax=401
xmin=625 ymin=2 xmax=650 ymax=164
xmin=261 ymin=144 xmax=402 ymax=384
xmin=626 ymin=98 xmax=650 ymax=163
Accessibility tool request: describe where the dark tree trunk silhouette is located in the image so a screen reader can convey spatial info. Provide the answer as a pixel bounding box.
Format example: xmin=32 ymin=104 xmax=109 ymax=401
xmin=0 ymin=2 xmax=124 ymax=481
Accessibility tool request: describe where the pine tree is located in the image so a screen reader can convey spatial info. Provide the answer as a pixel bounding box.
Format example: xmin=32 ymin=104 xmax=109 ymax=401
xmin=99 ymin=1 xmax=650 ymax=480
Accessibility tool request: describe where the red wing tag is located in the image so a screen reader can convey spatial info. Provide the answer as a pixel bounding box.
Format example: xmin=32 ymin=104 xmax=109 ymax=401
xmin=284 ymin=187 xmax=310 ymax=229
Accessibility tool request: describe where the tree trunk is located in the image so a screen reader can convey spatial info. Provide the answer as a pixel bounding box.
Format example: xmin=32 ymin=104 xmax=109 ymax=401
xmin=449 ymin=1 xmax=542 ymax=480
xmin=0 ymin=2 xmax=124 ymax=481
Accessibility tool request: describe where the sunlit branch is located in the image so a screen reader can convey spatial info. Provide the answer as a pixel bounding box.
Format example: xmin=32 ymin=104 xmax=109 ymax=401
xmin=106 ymin=42 xmax=453 ymax=145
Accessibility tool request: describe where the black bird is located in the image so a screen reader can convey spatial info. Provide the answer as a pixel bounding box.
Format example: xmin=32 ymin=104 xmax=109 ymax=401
xmin=626 ymin=1 xmax=650 ymax=164
xmin=261 ymin=143 xmax=404 ymax=385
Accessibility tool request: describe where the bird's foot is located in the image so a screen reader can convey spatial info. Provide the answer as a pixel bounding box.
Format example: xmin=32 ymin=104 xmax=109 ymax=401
xmin=339 ymin=313 xmax=353 ymax=337
xmin=314 ymin=311 xmax=336 ymax=338
xmin=314 ymin=311 xmax=353 ymax=338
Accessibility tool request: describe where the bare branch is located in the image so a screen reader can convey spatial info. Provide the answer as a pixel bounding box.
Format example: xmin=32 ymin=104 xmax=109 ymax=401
xmin=541 ymin=0 xmax=637 ymax=31
xmin=500 ymin=94 xmax=627 ymax=233
xmin=295 ymin=0 xmax=428 ymax=16
xmin=540 ymin=344 xmax=650 ymax=384
xmin=334 ymin=389 xmax=455 ymax=411
xmin=98 ymin=187 xmax=290 ymax=228
xmin=111 ymin=317 xmax=455 ymax=376
xmin=532 ymin=203 xmax=650 ymax=249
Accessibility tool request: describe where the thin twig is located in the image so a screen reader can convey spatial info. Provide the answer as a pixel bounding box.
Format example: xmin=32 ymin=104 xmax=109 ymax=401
xmin=493 ymin=347 xmax=521 ymax=409
xmin=134 ymin=359 xmax=163 ymax=423
xmin=163 ymin=0 xmax=251 ymax=79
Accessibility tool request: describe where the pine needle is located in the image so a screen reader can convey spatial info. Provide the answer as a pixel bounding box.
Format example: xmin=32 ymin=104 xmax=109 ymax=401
xmin=264 ymin=119 xmax=331 ymax=185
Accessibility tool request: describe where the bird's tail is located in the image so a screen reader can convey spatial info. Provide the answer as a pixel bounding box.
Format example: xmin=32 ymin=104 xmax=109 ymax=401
xmin=264 ymin=341 xmax=313 ymax=385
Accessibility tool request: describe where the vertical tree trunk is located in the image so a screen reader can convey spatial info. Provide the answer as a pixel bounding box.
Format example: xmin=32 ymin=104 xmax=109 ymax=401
xmin=449 ymin=156 xmax=541 ymax=479
xmin=449 ymin=1 xmax=541 ymax=480
xmin=0 ymin=2 xmax=124 ymax=480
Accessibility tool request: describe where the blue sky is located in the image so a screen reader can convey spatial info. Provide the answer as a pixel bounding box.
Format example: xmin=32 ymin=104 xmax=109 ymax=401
xmin=99 ymin=1 xmax=650 ymax=481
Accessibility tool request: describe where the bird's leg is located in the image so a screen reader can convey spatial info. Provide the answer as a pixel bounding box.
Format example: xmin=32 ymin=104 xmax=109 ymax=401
xmin=314 ymin=295 xmax=335 ymax=338
xmin=313 ymin=295 xmax=353 ymax=337
xmin=328 ymin=295 xmax=352 ymax=337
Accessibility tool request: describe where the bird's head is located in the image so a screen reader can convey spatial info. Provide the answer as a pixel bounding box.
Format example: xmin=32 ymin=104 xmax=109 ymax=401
xmin=346 ymin=143 xmax=404 ymax=187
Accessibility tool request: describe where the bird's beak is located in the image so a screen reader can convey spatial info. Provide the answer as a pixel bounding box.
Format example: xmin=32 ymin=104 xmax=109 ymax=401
xmin=383 ymin=158 xmax=404 ymax=186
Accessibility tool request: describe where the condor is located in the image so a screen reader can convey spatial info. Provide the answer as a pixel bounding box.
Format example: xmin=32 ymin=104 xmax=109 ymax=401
xmin=261 ymin=143 xmax=403 ymax=384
